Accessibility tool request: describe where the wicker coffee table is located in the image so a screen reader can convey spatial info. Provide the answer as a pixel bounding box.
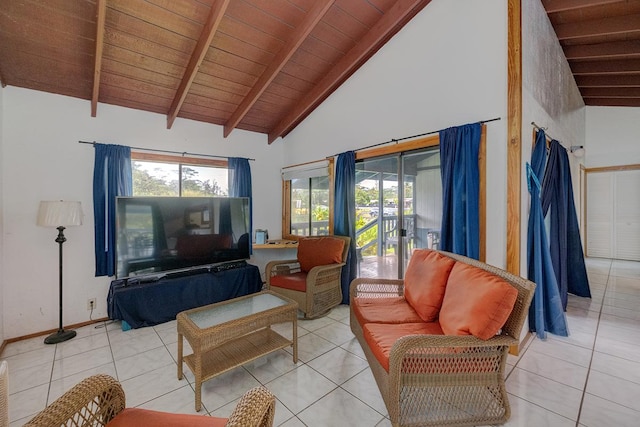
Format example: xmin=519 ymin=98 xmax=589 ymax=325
xmin=177 ymin=291 xmax=298 ymax=411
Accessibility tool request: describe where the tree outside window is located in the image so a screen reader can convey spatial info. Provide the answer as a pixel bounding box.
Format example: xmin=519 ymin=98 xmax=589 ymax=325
xmin=132 ymin=160 xmax=228 ymax=197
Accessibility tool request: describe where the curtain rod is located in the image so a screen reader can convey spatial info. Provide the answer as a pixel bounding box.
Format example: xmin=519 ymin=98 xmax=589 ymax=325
xmin=78 ymin=140 xmax=255 ymax=161
xmin=328 ymin=117 xmax=501 ymax=158
xmin=530 ymin=122 xmax=563 ymax=146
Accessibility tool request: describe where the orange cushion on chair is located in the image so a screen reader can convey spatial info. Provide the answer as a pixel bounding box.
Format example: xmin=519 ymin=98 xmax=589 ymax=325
xmin=296 ymin=237 xmax=345 ymax=272
xmin=403 ymin=249 xmax=456 ymax=322
xmin=352 ymin=297 xmax=423 ymax=325
xmin=270 ymin=271 xmax=307 ymax=292
xmin=106 ymin=408 xmax=226 ymax=427
xmin=439 ymin=262 xmax=518 ymax=340
xmin=363 ymin=322 xmax=445 ymax=371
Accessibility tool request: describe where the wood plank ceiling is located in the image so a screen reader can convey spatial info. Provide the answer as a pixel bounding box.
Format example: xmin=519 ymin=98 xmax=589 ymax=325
xmin=543 ymin=0 xmax=640 ymax=107
xmin=0 ymin=0 xmax=432 ymax=143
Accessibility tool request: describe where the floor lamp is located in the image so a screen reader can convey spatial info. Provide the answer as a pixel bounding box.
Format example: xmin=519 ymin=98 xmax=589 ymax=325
xmin=37 ymin=200 xmax=83 ymax=344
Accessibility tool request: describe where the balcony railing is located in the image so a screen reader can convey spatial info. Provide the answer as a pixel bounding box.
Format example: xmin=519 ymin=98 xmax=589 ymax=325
xmin=291 ymin=214 xmax=418 ymax=257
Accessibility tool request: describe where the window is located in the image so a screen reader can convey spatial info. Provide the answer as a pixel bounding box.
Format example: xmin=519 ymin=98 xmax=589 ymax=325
xmin=131 ymin=152 xmax=228 ymax=197
xmin=290 ymin=176 xmax=330 ymax=236
xmin=282 ymin=159 xmax=333 ymax=239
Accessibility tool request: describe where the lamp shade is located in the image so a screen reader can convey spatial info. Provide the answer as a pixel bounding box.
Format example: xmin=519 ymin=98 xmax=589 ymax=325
xmin=37 ymin=201 xmax=83 ymax=227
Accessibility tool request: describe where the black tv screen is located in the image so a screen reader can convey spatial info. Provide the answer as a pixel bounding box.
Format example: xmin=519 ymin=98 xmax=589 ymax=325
xmin=115 ymin=196 xmax=250 ymax=279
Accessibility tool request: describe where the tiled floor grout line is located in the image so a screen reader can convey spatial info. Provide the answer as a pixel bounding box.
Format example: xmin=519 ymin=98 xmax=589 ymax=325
xmin=46 ymin=343 xmax=57 ymax=407
xmin=574 ymin=258 xmax=612 ymax=427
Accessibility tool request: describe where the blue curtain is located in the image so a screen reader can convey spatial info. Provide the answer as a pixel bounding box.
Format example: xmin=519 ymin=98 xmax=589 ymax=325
xmin=439 ymin=122 xmax=481 ymax=259
xmin=228 ymin=157 xmax=253 ymax=254
xmin=527 ymin=131 xmax=568 ymax=338
xmin=334 ymin=151 xmax=357 ymax=304
xmin=541 ymin=140 xmax=591 ymax=310
xmin=93 ymin=144 xmax=132 ymax=277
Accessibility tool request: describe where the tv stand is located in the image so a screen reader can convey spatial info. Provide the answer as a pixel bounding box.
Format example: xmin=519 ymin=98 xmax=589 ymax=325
xmin=108 ymin=263 xmax=262 ymax=329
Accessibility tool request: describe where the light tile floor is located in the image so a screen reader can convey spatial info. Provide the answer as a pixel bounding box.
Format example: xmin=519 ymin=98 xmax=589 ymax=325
xmin=3 ymin=257 xmax=640 ymax=426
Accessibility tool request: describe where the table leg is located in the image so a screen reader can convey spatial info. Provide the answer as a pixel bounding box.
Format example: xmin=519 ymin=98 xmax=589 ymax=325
xmin=292 ymin=314 xmax=298 ymax=363
xmin=177 ymin=333 xmax=183 ymax=380
xmin=195 ymin=374 xmax=202 ymax=411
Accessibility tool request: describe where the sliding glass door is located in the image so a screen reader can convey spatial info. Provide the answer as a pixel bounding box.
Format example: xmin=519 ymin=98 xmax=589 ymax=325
xmin=355 ymin=156 xmax=399 ymax=279
xmin=355 ymin=147 xmax=442 ymax=279
xmin=401 ymin=150 xmax=442 ymax=273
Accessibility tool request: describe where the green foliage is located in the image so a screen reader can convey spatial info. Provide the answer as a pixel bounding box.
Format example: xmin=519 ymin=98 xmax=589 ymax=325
xmin=355 ymin=185 xmax=377 ymax=206
xmin=132 ymin=163 xmax=177 ymax=196
xmin=355 ymin=212 xmax=379 ymax=256
xmin=313 ymin=205 xmax=329 ymax=221
xmin=133 ymin=163 xmax=226 ymax=197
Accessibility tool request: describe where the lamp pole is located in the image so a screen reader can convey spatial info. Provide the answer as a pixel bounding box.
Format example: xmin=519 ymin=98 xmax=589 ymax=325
xmin=44 ymin=226 xmax=77 ymax=344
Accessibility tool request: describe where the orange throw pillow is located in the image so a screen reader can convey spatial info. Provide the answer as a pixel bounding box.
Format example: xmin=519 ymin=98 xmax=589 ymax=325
xmin=403 ymin=249 xmax=456 ymax=322
xmin=297 ymin=237 xmax=345 ymax=272
xmin=439 ymin=262 xmax=518 ymax=340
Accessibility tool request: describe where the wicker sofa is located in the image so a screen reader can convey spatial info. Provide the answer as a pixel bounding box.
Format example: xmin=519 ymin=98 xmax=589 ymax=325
xmin=350 ymin=249 xmax=535 ymax=427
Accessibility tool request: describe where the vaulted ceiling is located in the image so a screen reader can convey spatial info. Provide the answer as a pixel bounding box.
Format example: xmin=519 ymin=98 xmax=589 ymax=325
xmin=543 ymin=0 xmax=640 ymax=107
xmin=0 ymin=0 xmax=432 ymax=143
xmin=1 ymin=1 xmax=639 ymax=145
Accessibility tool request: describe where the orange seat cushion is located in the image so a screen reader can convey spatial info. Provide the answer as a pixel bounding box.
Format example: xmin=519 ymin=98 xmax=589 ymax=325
xmin=363 ymin=322 xmax=444 ymax=371
xmin=297 ymin=237 xmax=345 ymax=272
xmin=352 ymin=297 xmax=423 ymax=325
xmin=439 ymin=262 xmax=518 ymax=340
xmin=403 ymin=249 xmax=456 ymax=322
xmin=270 ymin=271 xmax=307 ymax=292
xmin=106 ymin=408 xmax=226 ymax=427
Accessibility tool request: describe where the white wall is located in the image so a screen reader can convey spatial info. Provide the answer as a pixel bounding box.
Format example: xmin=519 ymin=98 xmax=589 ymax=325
xmin=521 ymin=0 xmax=586 ymax=273
xmin=585 ymin=106 xmax=640 ymax=168
xmin=584 ymin=106 xmax=640 ymax=262
xmin=1 ymin=87 xmax=284 ymax=338
xmin=279 ymin=0 xmax=509 ymax=267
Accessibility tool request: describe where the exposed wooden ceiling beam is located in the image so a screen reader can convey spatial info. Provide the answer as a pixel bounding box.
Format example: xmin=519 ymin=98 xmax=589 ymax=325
xmin=581 ymin=87 xmax=640 ymax=97
xmin=268 ymin=0 xmax=432 ymax=144
xmin=166 ymin=0 xmax=230 ymax=129
xmin=223 ymin=0 xmax=335 ymax=138
xmin=576 ymin=74 xmax=640 ymax=87
xmin=542 ymin=0 xmax=623 ymax=13
xmin=564 ymin=40 xmax=640 ymax=60
xmin=91 ymin=0 xmax=107 ymax=117
xmin=554 ymin=14 xmax=640 ymax=40
xmin=584 ymin=97 xmax=640 ymax=106
xmin=570 ymin=58 xmax=640 ymax=74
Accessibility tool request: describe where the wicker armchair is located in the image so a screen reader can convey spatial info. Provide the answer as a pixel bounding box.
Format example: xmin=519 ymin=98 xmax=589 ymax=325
xmin=24 ymin=374 xmax=275 ymax=427
xmin=266 ymin=235 xmax=350 ymax=319
xmin=350 ymin=251 xmax=535 ymax=427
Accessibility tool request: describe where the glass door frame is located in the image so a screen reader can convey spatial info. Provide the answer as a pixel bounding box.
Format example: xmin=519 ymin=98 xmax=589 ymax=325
xmin=354 ymin=126 xmax=487 ymax=279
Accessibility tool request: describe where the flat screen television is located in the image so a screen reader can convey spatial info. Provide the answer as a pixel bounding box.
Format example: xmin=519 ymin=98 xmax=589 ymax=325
xmin=115 ymin=196 xmax=251 ymax=279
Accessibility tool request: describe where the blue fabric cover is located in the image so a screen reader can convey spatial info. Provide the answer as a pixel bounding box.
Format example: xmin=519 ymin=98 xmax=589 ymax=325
xmin=228 ymin=157 xmax=253 ymax=254
xmin=527 ymin=130 xmax=568 ymax=338
xmin=107 ymin=264 xmax=262 ymax=328
xmin=439 ymin=122 xmax=481 ymax=259
xmin=93 ymin=144 xmax=132 ymax=277
xmin=541 ymin=140 xmax=591 ymax=309
xmin=334 ymin=151 xmax=357 ymax=304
